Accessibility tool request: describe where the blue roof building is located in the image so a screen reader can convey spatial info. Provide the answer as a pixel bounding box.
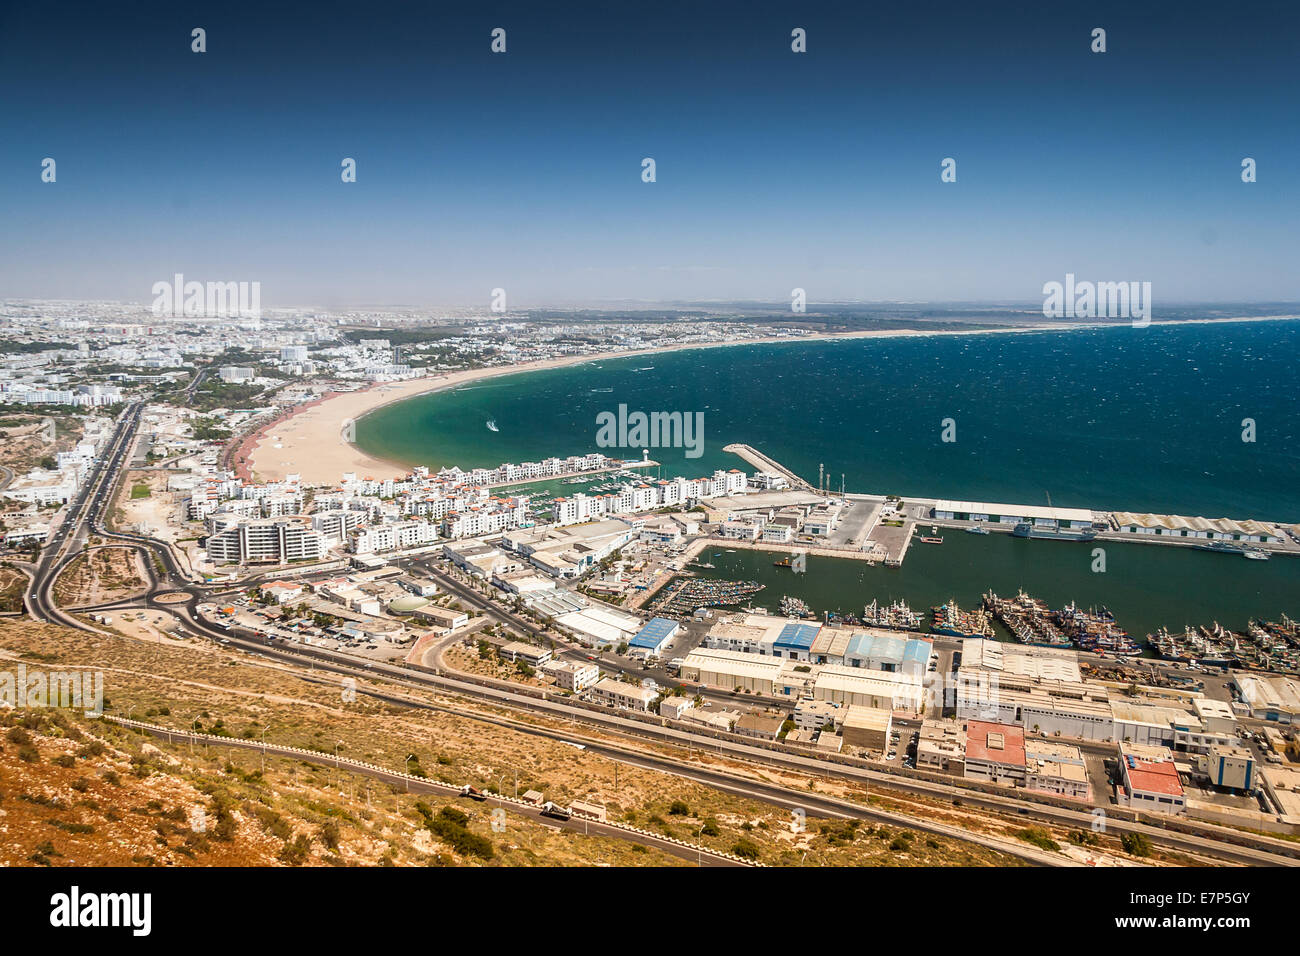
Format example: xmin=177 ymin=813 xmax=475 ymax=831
xmin=773 ymin=622 xmax=821 ymax=660
xmin=629 ymin=617 xmax=680 ymax=654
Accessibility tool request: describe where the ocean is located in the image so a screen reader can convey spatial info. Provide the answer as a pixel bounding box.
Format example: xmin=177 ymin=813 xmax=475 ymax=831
xmin=355 ymin=320 xmax=1300 ymax=637
xmin=357 ymin=320 xmax=1300 ymax=521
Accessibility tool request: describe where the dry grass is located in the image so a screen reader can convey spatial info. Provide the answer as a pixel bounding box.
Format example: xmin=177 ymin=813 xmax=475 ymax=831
xmin=0 ymin=618 xmax=1026 ymax=866
xmin=53 ymin=548 xmax=148 ymax=606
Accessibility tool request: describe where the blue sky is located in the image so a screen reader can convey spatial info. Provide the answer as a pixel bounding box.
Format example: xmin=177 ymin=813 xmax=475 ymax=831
xmin=1 ymin=0 xmax=1297 ymax=307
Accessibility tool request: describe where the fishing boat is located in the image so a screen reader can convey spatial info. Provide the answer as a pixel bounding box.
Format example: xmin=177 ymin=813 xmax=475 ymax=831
xmin=930 ymin=600 xmax=993 ymax=639
xmin=780 ymin=595 xmax=813 ymax=618
xmin=1053 ymin=601 xmax=1141 ymax=655
xmin=965 ymin=524 xmax=990 ymax=535
xmin=773 ymin=557 xmax=794 ymax=568
xmin=1243 ymin=549 xmax=1270 ymax=561
xmin=983 ymin=590 xmax=1071 ymax=647
xmin=863 ymin=599 xmax=923 ymax=631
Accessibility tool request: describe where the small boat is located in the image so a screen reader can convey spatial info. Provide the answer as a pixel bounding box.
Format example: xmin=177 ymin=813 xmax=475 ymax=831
xmin=965 ymin=524 xmax=990 ymax=535
xmin=486 ymin=420 xmax=499 ymax=432
xmin=919 ymin=536 xmax=944 ymax=544
xmin=773 ymin=557 xmax=793 ymax=568
xmin=1243 ymin=549 xmax=1270 ymax=561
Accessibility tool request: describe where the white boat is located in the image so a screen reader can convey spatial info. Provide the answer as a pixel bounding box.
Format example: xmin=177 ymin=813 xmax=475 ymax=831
xmin=486 ymin=420 xmax=499 ymax=432
xmin=1243 ymin=549 xmax=1270 ymax=561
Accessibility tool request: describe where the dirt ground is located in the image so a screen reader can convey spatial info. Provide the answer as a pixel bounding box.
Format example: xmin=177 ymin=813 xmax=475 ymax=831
xmin=0 ymin=618 xmax=1032 ymax=866
xmin=52 ymin=548 xmax=149 ymax=606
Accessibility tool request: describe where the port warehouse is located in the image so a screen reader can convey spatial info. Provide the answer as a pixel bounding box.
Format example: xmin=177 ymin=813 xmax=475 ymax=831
xmin=1109 ymin=512 xmax=1282 ymax=542
xmin=930 ymin=498 xmax=1283 ymax=542
xmin=929 ymin=500 xmax=1097 ymax=528
xmin=686 ymin=613 xmax=1296 ymax=753
xmin=675 ymin=619 xmax=1300 ymax=824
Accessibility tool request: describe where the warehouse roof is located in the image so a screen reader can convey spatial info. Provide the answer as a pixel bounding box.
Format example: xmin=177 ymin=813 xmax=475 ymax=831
xmin=934 ymin=499 xmax=1094 ymax=523
xmin=775 ymin=622 xmax=820 ymax=650
xmin=630 ymin=617 xmax=679 ymax=649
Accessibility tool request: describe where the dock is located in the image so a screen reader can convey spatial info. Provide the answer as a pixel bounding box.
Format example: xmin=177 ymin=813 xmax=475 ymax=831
xmin=722 ymin=443 xmax=815 ymax=491
xmin=719 ymin=445 xmax=1300 ymax=567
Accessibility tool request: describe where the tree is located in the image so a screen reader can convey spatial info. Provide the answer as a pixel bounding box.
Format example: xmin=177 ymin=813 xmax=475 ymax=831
xmin=1121 ymin=832 xmax=1152 ymax=857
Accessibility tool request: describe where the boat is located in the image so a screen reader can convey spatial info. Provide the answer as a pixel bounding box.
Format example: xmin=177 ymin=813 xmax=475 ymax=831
xmin=863 ymin=599 xmax=923 ymax=631
xmin=486 ymin=420 xmax=499 ymax=432
xmin=965 ymin=524 xmax=990 ymax=535
xmin=930 ymin=600 xmax=994 ymax=639
xmin=1243 ymin=549 xmax=1270 ymax=561
xmin=1053 ymin=600 xmax=1141 ymax=655
xmin=780 ymin=595 xmax=813 ymax=618
xmin=919 ymin=536 xmax=944 ymax=544
xmin=983 ymin=590 xmax=1071 ymax=647
xmin=1193 ymin=540 xmax=1245 ymax=555
xmin=1012 ymin=521 xmax=1096 ymax=541
xmin=773 ymin=557 xmax=794 ymax=568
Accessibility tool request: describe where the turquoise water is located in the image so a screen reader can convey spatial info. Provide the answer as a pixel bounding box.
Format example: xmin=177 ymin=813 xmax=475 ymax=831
xmin=357 ymin=321 xmax=1300 ymax=521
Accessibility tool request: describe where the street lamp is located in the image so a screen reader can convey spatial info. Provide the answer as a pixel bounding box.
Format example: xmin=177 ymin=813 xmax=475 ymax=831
xmin=260 ymin=725 xmax=270 ymax=774
xmin=697 ymin=822 xmax=706 ymax=867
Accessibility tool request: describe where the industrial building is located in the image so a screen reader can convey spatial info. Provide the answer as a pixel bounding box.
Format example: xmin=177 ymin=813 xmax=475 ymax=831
xmin=962 ymin=720 xmax=1027 ymax=785
xmin=680 ymin=647 xmax=785 ymax=695
xmin=1116 ymin=744 xmax=1186 ymax=815
xmin=1024 ymin=741 xmax=1090 ymax=800
xmin=628 ymin=617 xmax=680 ymax=657
xmin=930 ymin=500 xmax=1096 ymax=529
xmin=1110 ymin=512 xmax=1281 ymax=543
xmin=840 ymin=705 xmax=892 ymax=751
xmin=842 ymin=630 xmax=933 ymax=678
xmin=812 ymin=665 xmax=924 ymax=713
xmin=1233 ymin=672 xmax=1300 ymax=723
xmin=772 ymin=622 xmax=820 ymax=661
xmin=917 ymin=719 xmax=966 ymax=774
xmin=1196 ymin=745 xmax=1256 ymax=793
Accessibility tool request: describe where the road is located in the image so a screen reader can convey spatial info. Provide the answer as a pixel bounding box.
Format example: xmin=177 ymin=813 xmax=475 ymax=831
xmin=106 ymin=716 xmax=750 ymax=867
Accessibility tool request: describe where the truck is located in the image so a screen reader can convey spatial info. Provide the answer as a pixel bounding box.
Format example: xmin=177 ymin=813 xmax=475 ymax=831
xmin=459 ymin=785 xmax=488 ymax=802
xmin=539 ymin=801 xmax=572 ymax=821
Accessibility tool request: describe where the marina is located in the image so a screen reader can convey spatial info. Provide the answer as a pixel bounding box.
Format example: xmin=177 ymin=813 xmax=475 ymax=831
xmin=646 ymin=577 xmax=765 ymax=618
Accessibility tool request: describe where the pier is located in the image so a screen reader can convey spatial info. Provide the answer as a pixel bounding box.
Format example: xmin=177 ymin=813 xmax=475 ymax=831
xmin=721 ymin=445 xmax=1300 ymax=567
xmin=723 ymin=443 xmax=816 ymax=492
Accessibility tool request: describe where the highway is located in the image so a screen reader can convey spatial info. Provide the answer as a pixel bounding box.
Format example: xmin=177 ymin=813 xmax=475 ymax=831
xmin=24 ymin=401 xmax=147 ymax=628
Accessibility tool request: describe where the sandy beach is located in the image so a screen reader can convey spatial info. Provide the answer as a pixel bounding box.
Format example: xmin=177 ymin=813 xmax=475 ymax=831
xmin=242 ymin=315 xmax=1298 ymax=486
